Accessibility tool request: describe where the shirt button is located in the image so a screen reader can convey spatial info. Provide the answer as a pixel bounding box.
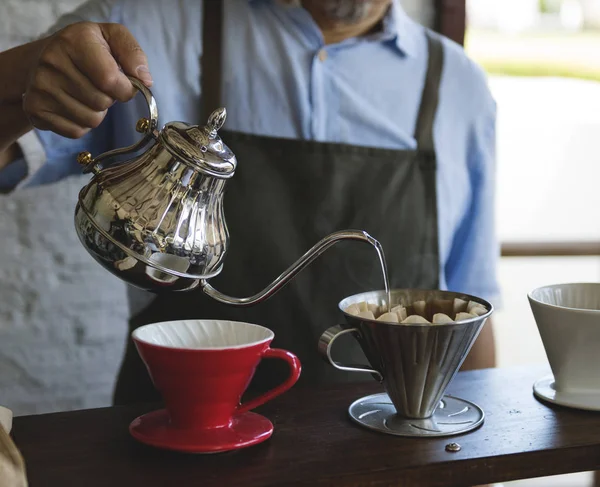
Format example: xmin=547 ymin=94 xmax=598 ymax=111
xmin=318 ymin=49 xmax=328 ymax=62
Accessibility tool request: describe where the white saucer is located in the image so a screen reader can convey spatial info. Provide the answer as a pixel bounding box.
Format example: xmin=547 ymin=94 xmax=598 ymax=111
xmin=533 ymin=375 xmax=600 ymax=411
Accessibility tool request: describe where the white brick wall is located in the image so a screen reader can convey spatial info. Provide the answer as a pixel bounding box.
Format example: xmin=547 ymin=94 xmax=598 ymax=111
xmin=0 ymin=0 xmax=433 ymax=416
xmin=0 ymin=0 xmax=85 ymax=51
xmin=0 ymin=178 xmax=129 ymax=414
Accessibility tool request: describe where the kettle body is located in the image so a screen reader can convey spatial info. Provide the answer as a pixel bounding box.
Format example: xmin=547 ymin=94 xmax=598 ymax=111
xmin=74 ymin=78 xmax=234 ymax=292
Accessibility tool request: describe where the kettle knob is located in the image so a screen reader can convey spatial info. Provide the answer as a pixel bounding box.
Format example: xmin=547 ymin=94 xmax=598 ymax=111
xmin=207 ymin=108 xmax=227 ymax=136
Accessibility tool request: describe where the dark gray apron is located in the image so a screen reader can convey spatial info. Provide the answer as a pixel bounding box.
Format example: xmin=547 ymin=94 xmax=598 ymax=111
xmin=113 ymin=3 xmax=443 ymax=405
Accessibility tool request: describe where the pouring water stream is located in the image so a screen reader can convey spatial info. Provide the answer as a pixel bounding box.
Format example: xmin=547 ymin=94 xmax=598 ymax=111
xmin=372 ymin=239 xmax=391 ymax=313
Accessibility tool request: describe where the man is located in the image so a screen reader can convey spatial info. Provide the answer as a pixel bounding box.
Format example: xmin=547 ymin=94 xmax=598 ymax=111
xmin=0 ymin=0 xmax=499 ymax=405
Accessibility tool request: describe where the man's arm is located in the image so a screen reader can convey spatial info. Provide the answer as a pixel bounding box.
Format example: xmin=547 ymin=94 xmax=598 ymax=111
xmin=445 ymin=98 xmax=499 ymax=299
xmin=447 ymin=86 xmax=500 ymax=371
xmin=0 ymin=40 xmax=45 ymax=167
xmin=0 ymin=39 xmax=46 ymax=106
xmin=0 ymin=20 xmax=152 ymax=172
xmin=0 ymin=141 xmax=23 ymax=173
xmin=0 ymin=103 xmax=30 ymax=171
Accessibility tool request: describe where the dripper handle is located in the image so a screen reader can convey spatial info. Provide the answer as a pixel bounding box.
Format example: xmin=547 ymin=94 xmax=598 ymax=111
xmin=318 ymin=325 xmax=383 ymax=382
xmin=236 ymin=348 xmax=301 ymax=414
xmin=76 ymin=76 xmax=159 ymax=174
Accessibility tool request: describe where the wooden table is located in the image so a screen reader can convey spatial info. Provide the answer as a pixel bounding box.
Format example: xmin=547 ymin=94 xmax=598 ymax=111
xmin=12 ymin=366 xmax=600 ymax=487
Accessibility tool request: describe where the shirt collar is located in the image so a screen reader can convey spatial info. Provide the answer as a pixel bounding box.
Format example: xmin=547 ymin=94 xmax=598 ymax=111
xmin=249 ymin=0 xmax=420 ymax=57
xmin=383 ymin=0 xmax=420 ymax=57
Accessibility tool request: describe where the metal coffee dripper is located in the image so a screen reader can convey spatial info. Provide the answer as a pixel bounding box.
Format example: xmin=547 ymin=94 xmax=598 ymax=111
xmin=319 ymin=289 xmax=493 ymax=438
xmin=74 ymin=78 xmax=378 ymax=304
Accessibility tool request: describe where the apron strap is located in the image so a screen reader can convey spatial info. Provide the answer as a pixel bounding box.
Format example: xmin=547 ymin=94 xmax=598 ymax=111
xmin=413 ymin=32 xmax=445 ymax=152
xmin=201 ymin=0 xmax=224 ymax=121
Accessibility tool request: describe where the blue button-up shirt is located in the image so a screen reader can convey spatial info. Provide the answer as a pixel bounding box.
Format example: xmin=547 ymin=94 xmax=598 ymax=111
xmin=6 ymin=0 xmax=500 ymax=304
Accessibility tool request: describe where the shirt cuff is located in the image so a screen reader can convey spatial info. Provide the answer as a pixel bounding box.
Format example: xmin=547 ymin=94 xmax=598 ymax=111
xmin=15 ymin=130 xmax=46 ymax=190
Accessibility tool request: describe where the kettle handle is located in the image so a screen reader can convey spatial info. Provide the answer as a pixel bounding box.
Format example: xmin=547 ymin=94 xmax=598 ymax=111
xmin=76 ymin=76 xmax=159 ymax=175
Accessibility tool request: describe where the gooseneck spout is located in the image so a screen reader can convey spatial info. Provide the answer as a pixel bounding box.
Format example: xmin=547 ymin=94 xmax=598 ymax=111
xmin=200 ymin=230 xmax=379 ymax=307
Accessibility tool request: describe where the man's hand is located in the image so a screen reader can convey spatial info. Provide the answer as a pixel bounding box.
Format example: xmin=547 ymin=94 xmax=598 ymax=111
xmin=22 ymin=22 xmax=152 ymax=140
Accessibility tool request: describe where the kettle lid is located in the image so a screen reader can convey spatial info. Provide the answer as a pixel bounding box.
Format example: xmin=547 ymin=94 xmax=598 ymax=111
xmin=159 ymin=108 xmax=237 ymax=178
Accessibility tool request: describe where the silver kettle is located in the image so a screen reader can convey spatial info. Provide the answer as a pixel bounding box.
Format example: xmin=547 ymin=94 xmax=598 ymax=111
xmin=74 ymin=78 xmax=378 ymax=305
